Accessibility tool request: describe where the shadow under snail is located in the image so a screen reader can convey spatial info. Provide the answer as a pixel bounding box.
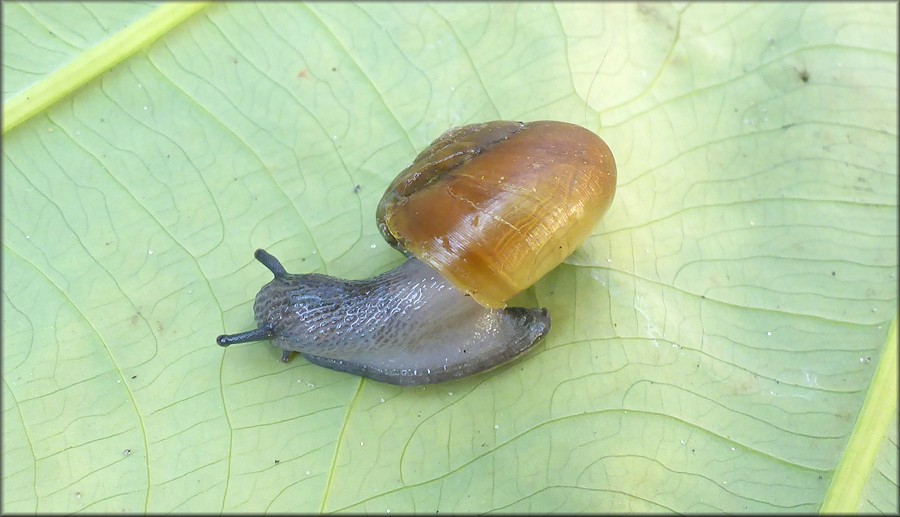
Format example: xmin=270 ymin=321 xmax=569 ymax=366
xmin=217 ymin=120 xmax=617 ymax=386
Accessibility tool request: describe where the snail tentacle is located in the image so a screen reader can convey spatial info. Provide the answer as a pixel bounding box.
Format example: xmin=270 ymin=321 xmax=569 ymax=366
xmin=254 ymin=248 xmax=287 ymax=278
xmin=216 ymin=324 xmax=274 ymax=346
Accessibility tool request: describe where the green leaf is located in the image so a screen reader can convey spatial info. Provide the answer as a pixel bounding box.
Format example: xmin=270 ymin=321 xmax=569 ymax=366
xmin=3 ymin=2 xmax=897 ymax=513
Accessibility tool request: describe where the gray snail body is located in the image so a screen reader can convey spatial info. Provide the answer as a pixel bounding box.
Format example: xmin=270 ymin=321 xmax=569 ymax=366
xmin=217 ymin=120 xmax=616 ymax=385
xmin=218 ymin=250 xmax=549 ymax=385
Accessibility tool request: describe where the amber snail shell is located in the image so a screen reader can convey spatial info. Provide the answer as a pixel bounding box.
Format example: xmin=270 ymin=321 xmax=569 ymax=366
xmin=216 ymin=120 xmax=617 ymax=385
xmin=377 ymin=120 xmax=616 ymax=308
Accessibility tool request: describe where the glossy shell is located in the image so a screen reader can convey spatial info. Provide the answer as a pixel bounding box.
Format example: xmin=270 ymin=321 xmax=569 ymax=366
xmin=376 ymin=120 xmax=617 ymax=308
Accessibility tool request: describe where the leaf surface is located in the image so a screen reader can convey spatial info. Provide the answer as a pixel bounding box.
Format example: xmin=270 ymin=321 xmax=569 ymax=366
xmin=2 ymin=2 xmax=897 ymax=513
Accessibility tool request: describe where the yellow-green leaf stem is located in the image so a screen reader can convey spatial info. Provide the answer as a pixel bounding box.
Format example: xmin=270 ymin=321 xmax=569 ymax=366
xmin=820 ymin=315 xmax=899 ymax=513
xmin=2 ymin=2 xmax=208 ymax=134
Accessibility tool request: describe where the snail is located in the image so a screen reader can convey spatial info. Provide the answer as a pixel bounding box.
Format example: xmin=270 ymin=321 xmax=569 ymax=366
xmin=216 ymin=120 xmax=616 ymax=386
